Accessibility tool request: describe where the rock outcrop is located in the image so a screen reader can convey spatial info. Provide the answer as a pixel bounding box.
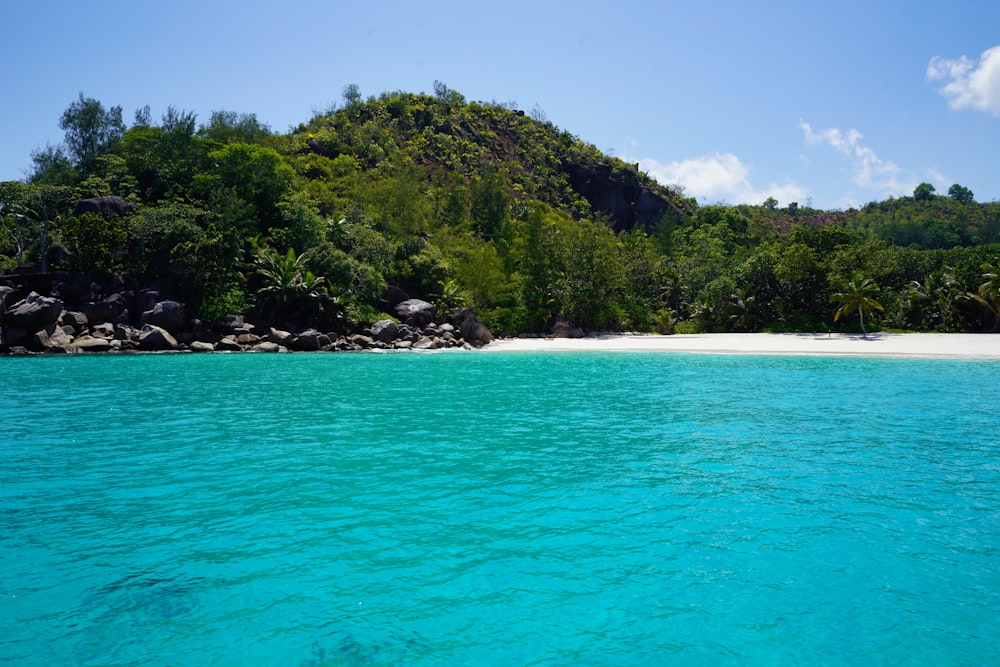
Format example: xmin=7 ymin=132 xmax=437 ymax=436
xmin=1 ymin=271 xmax=495 ymax=355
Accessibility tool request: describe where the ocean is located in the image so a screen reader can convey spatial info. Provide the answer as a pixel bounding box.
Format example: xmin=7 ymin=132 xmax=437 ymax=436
xmin=2 ymin=351 xmax=999 ymax=665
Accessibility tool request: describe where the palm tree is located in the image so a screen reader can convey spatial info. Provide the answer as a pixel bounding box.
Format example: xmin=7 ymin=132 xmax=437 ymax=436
xmin=830 ymin=272 xmax=884 ymax=337
xmin=964 ymin=262 xmax=1000 ymax=331
xmin=254 ymin=246 xmax=337 ymax=325
xmin=902 ymin=268 xmax=963 ymax=331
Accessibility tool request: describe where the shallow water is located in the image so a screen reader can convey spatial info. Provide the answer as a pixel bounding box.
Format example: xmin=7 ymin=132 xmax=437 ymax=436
xmin=2 ymin=351 xmax=999 ymax=665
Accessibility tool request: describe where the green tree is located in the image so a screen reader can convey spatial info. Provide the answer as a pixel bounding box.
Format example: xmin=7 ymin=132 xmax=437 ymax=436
xmin=831 ymin=272 xmax=884 ymax=336
xmin=201 ymin=111 xmax=271 ymax=145
xmin=4 ymin=183 xmax=74 ymax=272
xmin=253 ymin=245 xmax=337 ymax=326
xmin=28 ymin=144 xmax=77 ymax=185
xmin=964 ymin=262 xmax=1000 ymax=331
xmin=913 ymin=182 xmax=936 ymax=202
xmin=195 ymin=143 xmax=295 ymax=234
xmin=947 ymin=183 xmax=974 ymax=205
xmin=59 ymin=93 xmax=126 ymax=170
xmin=60 ymin=212 xmax=127 ymax=279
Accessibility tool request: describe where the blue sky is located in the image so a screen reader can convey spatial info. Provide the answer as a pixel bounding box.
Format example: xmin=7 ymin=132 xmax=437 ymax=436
xmin=2 ymin=0 xmax=999 ymax=210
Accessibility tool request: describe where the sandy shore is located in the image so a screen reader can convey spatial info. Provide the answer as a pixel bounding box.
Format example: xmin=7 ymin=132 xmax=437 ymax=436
xmin=483 ymin=333 xmax=1000 ymax=359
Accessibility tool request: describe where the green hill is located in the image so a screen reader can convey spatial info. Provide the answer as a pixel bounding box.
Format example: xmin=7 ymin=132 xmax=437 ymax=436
xmin=2 ymin=86 xmax=999 ymax=336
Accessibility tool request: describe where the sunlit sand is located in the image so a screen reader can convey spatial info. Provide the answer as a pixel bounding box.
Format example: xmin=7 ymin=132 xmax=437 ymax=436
xmin=484 ymin=333 xmax=1000 ymax=359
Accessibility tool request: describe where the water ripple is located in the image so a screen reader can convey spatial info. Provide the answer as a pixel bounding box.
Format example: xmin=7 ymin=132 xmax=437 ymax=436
xmin=2 ymin=352 xmax=999 ymax=664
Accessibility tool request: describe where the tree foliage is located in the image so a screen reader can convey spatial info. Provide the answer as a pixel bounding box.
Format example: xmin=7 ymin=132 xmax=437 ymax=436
xmin=3 ymin=87 xmax=999 ymax=335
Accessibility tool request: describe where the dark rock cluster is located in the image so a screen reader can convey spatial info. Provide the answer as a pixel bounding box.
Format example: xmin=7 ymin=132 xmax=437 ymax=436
xmin=0 ymin=272 xmax=493 ymax=355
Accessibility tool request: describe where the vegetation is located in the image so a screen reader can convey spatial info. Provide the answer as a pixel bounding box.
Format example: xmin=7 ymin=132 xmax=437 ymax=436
xmin=2 ymin=87 xmax=999 ymax=334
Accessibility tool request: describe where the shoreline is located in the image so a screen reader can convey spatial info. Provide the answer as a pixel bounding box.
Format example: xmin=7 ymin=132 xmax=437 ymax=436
xmin=482 ymin=332 xmax=1000 ymax=359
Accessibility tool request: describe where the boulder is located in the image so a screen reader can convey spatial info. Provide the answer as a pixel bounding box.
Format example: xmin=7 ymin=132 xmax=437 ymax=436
xmin=91 ymin=322 xmax=116 ymax=339
xmin=215 ymin=336 xmax=242 ymax=352
xmin=138 ymin=324 xmax=178 ymax=351
xmin=190 ymin=341 xmax=216 ymax=353
xmin=349 ymin=334 xmax=375 ymax=349
xmin=73 ymin=335 xmax=113 ymax=352
xmin=32 ymin=322 xmax=73 ymax=351
xmin=235 ymin=333 xmax=260 ymax=345
xmin=0 ymin=285 xmax=26 ymax=312
xmin=136 ymin=289 xmax=161 ymax=315
xmin=266 ymin=327 xmax=294 ymax=346
xmin=142 ymin=300 xmax=187 ymax=334
xmin=222 ymin=314 xmax=246 ymax=330
xmin=550 ymin=315 xmax=584 ymax=339
xmin=370 ymin=319 xmax=399 ymax=343
xmin=50 ymin=272 xmax=91 ymax=305
xmin=394 ymin=299 xmax=436 ymax=327
xmin=114 ymin=323 xmax=141 ymax=342
xmin=460 ymin=316 xmax=493 ymax=346
xmin=3 ymin=292 xmax=64 ymax=332
xmin=250 ymin=341 xmax=282 ymax=353
xmin=59 ymin=310 xmax=89 ymax=336
xmin=381 ymin=285 xmax=409 ymax=311
xmin=290 ymin=329 xmax=330 ymax=351
xmin=81 ymin=293 xmax=126 ymax=324
xmin=72 ymin=195 xmax=137 ymax=217
xmin=412 ymin=336 xmax=440 ymax=350
xmin=1 ymin=326 xmax=30 ymax=349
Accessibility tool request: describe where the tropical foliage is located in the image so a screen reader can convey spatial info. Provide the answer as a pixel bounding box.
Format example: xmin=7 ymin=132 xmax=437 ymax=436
xmin=2 ymin=88 xmax=999 ymax=334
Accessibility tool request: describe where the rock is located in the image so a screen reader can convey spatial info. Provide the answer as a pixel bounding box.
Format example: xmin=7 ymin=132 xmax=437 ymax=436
xmin=136 ymin=289 xmax=160 ymax=314
xmin=72 ymin=195 xmax=137 ymax=217
xmin=460 ymin=316 xmax=493 ymax=346
xmin=222 ymin=314 xmax=246 ymax=330
xmin=3 ymin=292 xmax=64 ymax=332
xmin=1 ymin=326 xmax=30 ymax=349
xmin=381 ymin=285 xmax=409 ymax=311
xmin=142 ymin=300 xmax=187 ymax=334
xmin=73 ymin=335 xmax=113 ymax=352
xmin=250 ymin=341 xmax=282 ymax=353
xmin=235 ymin=333 xmax=260 ymax=345
xmin=394 ymin=299 xmax=436 ymax=327
xmin=412 ymin=336 xmax=439 ymax=350
xmin=32 ymin=322 xmax=73 ymax=351
xmin=290 ymin=329 xmax=330 ymax=351
xmin=138 ymin=324 xmax=178 ymax=351
xmin=81 ymin=293 xmax=126 ymax=324
xmin=550 ymin=315 xmax=584 ymax=339
xmin=114 ymin=323 xmax=140 ymax=342
xmin=215 ymin=336 xmax=242 ymax=352
xmin=266 ymin=327 xmax=294 ymax=346
xmin=0 ymin=285 xmax=26 ymax=312
xmin=190 ymin=341 xmax=216 ymax=352
xmin=370 ymin=319 xmax=399 ymax=343
xmin=349 ymin=334 xmax=375 ymax=348
xmin=50 ymin=272 xmax=91 ymax=305
xmin=91 ymin=322 xmax=116 ymax=339
xmin=59 ymin=310 xmax=89 ymax=336
xmin=393 ymin=340 xmax=413 ymax=350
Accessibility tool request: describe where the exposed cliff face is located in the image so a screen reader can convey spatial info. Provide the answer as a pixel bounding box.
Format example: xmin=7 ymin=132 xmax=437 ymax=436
xmin=563 ymin=160 xmax=683 ymax=233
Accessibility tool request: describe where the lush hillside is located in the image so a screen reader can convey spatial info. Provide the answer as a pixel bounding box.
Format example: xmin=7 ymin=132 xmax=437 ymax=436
xmin=2 ymin=86 xmax=999 ymax=338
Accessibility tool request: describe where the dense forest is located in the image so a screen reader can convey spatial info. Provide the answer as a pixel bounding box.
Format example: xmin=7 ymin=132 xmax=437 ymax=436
xmin=2 ymin=84 xmax=999 ymax=337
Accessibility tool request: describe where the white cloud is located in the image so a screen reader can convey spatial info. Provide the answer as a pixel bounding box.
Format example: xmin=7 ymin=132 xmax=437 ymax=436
xmin=633 ymin=153 xmax=809 ymax=206
xmin=927 ymin=45 xmax=1000 ymax=116
xmin=799 ymin=120 xmax=917 ymax=197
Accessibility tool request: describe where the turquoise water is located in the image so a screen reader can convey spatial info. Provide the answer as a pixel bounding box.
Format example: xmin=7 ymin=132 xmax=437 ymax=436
xmin=2 ymin=351 xmax=999 ymax=666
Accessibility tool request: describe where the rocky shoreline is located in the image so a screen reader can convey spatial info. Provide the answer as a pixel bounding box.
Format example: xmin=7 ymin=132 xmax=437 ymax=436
xmin=0 ymin=270 xmax=493 ymax=356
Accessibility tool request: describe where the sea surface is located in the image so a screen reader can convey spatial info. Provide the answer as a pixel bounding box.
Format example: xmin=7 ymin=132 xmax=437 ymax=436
xmin=2 ymin=350 xmax=999 ymax=666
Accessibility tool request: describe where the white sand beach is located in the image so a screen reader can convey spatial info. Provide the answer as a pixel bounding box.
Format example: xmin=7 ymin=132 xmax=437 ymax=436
xmin=484 ymin=333 xmax=1000 ymax=359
